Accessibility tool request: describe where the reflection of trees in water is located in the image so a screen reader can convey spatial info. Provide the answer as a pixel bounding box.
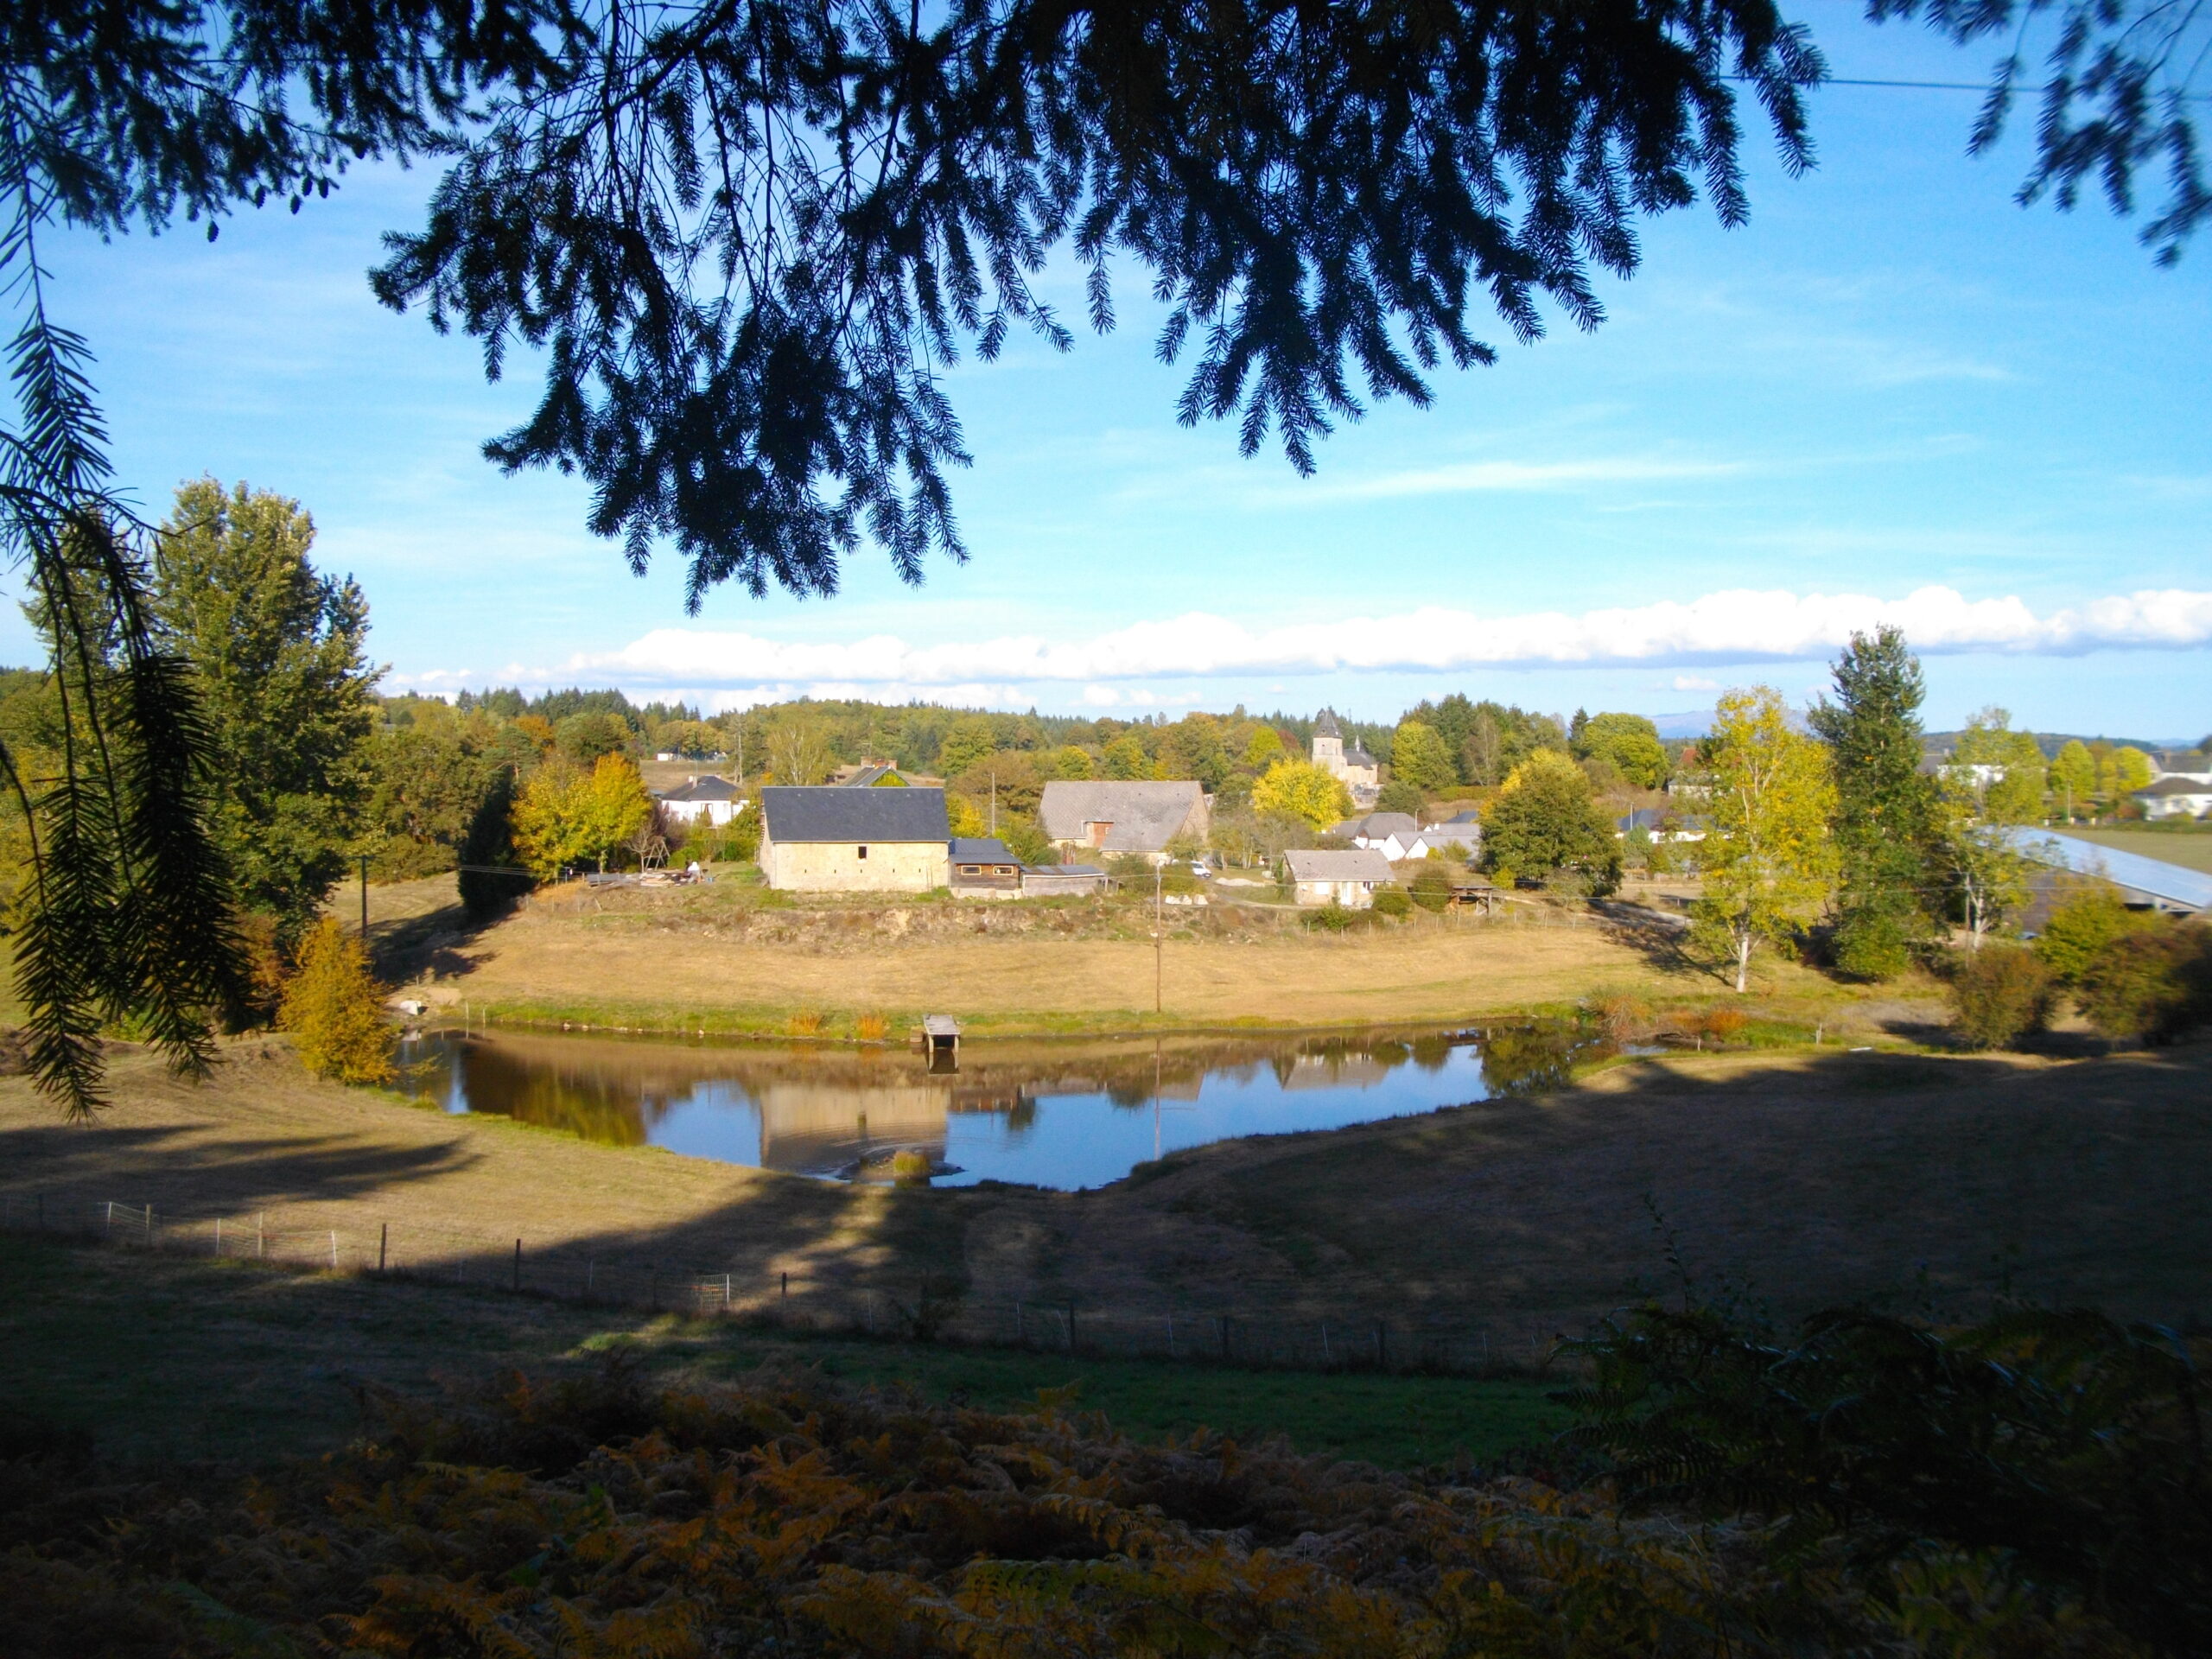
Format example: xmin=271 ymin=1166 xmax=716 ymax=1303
xmin=458 ymin=1042 xmax=661 ymax=1145
xmin=1477 ymin=1023 xmax=1599 ymax=1097
xmin=422 ymin=1021 xmax=1591 ymax=1156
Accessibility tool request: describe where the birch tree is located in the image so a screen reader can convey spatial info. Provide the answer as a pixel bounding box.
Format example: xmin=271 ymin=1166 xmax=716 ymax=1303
xmin=1693 ymin=688 xmax=1836 ymax=993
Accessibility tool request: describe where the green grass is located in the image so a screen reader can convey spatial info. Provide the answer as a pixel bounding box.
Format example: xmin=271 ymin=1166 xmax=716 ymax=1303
xmin=0 ymin=1234 xmax=1567 ymax=1471
xmin=2061 ymin=825 xmax=2212 ymax=874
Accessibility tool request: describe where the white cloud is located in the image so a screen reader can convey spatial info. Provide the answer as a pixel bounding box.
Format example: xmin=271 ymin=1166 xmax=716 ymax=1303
xmin=403 ymin=584 xmax=2212 ymax=697
xmin=1256 ymin=454 xmax=1742 ymax=504
xmin=1670 ymin=675 xmax=1722 ymax=691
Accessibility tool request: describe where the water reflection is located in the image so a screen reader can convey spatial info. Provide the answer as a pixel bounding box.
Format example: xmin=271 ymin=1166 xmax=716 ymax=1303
xmin=396 ymin=1021 xmax=1607 ymax=1192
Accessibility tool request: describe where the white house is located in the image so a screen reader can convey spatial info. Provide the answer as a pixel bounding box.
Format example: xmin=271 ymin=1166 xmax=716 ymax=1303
xmin=1282 ymin=847 xmax=1395 ymax=907
xmin=2134 ymin=776 xmax=2212 ymax=821
xmin=654 ymin=774 xmax=746 ymax=827
xmin=1327 ymin=810 xmax=1431 ymax=861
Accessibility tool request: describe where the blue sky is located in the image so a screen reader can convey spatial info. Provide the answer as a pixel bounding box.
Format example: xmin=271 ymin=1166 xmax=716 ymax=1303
xmin=16 ymin=10 xmax=2211 ymax=740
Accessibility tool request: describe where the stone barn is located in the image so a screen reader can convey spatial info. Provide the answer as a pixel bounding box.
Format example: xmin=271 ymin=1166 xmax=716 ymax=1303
xmin=758 ymin=786 xmax=951 ymax=893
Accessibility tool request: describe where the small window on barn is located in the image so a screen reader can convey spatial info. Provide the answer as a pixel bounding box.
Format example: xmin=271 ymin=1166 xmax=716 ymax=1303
xmin=858 ymin=844 xmax=868 ymax=858
xmin=961 ymin=865 xmax=979 ymax=874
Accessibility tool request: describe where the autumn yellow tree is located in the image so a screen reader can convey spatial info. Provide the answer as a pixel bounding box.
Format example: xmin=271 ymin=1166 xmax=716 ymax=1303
xmin=1693 ymin=687 xmax=1837 ymax=993
xmin=513 ymin=753 xmax=652 ymax=876
xmin=1251 ymin=759 xmax=1353 ymax=830
xmin=278 ymin=920 xmax=395 ymax=1084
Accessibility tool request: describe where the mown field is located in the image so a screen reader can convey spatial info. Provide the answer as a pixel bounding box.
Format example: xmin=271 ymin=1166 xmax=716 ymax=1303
xmin=5 ymin=1036 xmax=2206 ymax=1351
xmin=0 ymin=1234 xmax=1563 ymax=1470
xmin=363 ymin=870 xmax=1888 ymax=1040
xmin=2062 ymin=824 xmax=2212 ymax=873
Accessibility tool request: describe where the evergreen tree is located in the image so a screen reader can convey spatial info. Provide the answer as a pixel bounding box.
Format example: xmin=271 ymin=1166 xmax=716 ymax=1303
xmin=1809 ymin=626 xmax=1941 ymax=979
xmin=151 ymin=480 xmax=379 ymax=944
xmin=457 ymin=768 xmax=531 ymax=921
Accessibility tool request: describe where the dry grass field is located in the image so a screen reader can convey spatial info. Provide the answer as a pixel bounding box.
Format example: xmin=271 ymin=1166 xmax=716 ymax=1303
xmin=364 ymin=872 xmax=1897 ymax=1039
xmin=5 ymin=1037 xmax=2205 ymax=1348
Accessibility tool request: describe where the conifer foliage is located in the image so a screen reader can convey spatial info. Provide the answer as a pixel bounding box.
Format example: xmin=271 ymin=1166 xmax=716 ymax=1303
xmin=1810 ymin=626 xmax=1943 ymax=979
xmin=278 ymin=918 xmax=396 ymax=1084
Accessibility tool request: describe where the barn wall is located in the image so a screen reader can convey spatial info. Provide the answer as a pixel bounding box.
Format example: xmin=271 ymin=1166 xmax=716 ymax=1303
xmin=763 ymin=837 xmax=948 ymax=892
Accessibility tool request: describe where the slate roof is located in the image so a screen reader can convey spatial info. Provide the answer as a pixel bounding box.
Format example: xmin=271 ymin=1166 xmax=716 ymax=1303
xmin=1314 ymin=708 xmax=1343 ymax=739
xmin=656 ymin=774 xmax=743 ymax=803
xmin=1283 ymin=848 xmax=1394 ymax=883
xmin=1344 ymin=741 xmax=1377 ymax=767
xmin=760 ymin=785 xmax=949 ymax=842
xmin=841 ymin=764 xmax=909 ymax=787
xmin=950 ymin=837 xmax=1020 ymax=866
xmin=1039 ymin=780 xmax=1205 ymax=853
xmin=1331 ymin=811 xmax=1420 ymax=840
xmin=2134 ymin=775 xmax=2212 ymax=798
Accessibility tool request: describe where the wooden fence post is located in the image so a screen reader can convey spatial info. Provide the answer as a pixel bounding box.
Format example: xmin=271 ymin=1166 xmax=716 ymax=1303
xmin=512 ymin=1238 xmax=522 ymax=1292
xmin=145 ymin=1203 xmax=154 ymax=1247
xmin=215 ymin=1216 xmax=222 ymax=1256
xmin=379 ymin=1223 xmax=388 ymax=1274
xmin=329 ymin=1230 xmax=338 ymax=1270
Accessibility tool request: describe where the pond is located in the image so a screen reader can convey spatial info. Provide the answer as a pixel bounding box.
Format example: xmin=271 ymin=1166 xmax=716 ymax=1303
xmin=395 ymin=1023 xmax=1607 ymax=1192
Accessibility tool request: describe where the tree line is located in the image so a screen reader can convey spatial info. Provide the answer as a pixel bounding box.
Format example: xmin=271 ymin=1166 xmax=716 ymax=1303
xmin=3 ymin=480 xmax=2197 ymax=1023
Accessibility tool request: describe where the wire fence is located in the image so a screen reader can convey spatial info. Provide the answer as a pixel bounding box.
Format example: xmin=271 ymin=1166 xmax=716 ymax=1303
xmin=0 ymin=1191 xmax=1560 ymax=1376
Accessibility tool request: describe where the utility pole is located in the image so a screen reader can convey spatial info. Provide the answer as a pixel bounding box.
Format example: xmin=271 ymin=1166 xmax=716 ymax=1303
xmin=1153 ymin=861 xmax=1163 ymax=1014
xmin=989 ymin=769 xmax=997 ymax=835
xmin=359 ymin=853 xmax=370 ymax=937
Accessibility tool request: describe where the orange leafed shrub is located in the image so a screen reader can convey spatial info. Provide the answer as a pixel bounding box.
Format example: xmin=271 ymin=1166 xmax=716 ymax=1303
xmin=787 ymin=1008 xmax=824 ymax=1037
xmin=855 ymin=1013 xmax=889 ymax=1042
xmin=278 ymin=919 xmax=396 ymax=1084
xmin=0 ymin=1362 xmax=2143 ymax=1658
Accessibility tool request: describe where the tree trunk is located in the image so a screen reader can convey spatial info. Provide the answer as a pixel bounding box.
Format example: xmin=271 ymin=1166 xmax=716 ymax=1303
xmin=1733 ymin=929 xmax=1751 ymax=994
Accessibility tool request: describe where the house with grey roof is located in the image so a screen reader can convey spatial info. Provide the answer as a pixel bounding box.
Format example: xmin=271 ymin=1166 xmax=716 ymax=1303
xmin=2133 ymin=775 xmax=2212 ymax=821
xmin=758 ymin=786 xmax=950 ymax=892
xmin=653 ymin=774 xmax=746 ymax=827
xmin=1039 ymin=779 xmax=1211 ymax=861
xmin=1281 ymin=847 xmax=1395 ymax=907
xmin=1326 ymin=810 xmax=1431 ymax=861
xmin=949 ymin=836 xmax=1023 ymax=899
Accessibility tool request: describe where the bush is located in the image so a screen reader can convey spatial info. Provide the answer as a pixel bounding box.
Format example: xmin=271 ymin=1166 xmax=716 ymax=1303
xmin=2078 ymin=923 xmax=2212 ymax=1043
xmin=1408 ymin=863 xmax=1452 ymax=912
xmin=1590 ymin=995 xmax=1652 ymax=1042
xmin=1370 ymin=886 xmax=1411 ymax=918
xmin=277 ymin=920 xmax=396 ymax=1084
xmin=1832 ymin=905 xmax=1915 ymax=981
xmin=1303 ymin=900 xmax=1358 ymax=931
xmin=1947 ymin=943 xmax=2054 ymax=1050
xmin=2034 ymin=887 xmax=2154 ymax=985
xmin=1564 ymin=1300 xmax=2211 ymax=1654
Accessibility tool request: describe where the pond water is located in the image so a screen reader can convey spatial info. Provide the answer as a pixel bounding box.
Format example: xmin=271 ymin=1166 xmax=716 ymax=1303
xmin=395 ymin=1023 xmax=1605 ymax=1192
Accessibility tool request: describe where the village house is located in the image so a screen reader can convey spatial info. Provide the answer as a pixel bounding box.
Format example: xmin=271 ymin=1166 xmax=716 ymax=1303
xmin=2134 ymin=775 xmax=2212 ymax=820
xmin=652 ymin=774 xmax=745 ymax=827
xmin=1019 ymin=863 xmax=1109 ymax=897
xmin=1327 ymin=811 xmax=1432 ymax=861
xmin=1422 ymin=809 xmax=1484 ymax=858
xmin=948 ymin=836 xmax=1024 ymax=899
xmin=1282 ymin=847 xmax=1395 ymax=907
xmin=1311 ymin=709 xmax=1380 ymax=804
xmin=1039 ymin=779 xmax=1211 ymax=861
xmin=757 ymin=786 xmax=951 ymax=892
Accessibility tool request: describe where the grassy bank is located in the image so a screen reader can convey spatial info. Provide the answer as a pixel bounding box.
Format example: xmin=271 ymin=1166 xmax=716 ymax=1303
xmin=0 ymin=1234 xmax=1565 ymax=1470
xmin=6 ymin=1037 xmax=2207 ymax=1349
xmin=365 ymin=870 xmax=1903 ymax=1043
